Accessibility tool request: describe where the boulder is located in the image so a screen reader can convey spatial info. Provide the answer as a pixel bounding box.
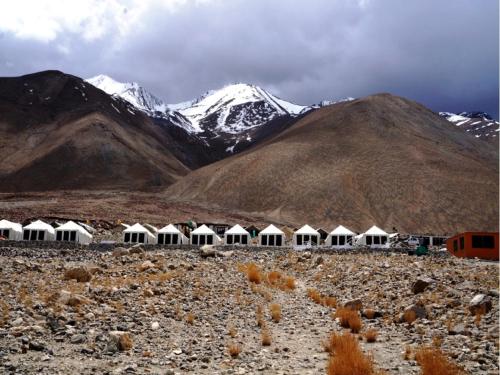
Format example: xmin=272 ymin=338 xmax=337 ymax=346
xmin=448 ymin=323 xmax=470 ymax=336
xmin=200 ymin=245 xmax=216 ymax=258
xmin=469 ymin=294 xmax=492 ymax=315
xmin=139 ymin=260 xmax=155 ymax=271
xmin=411 ymin=277 xmax=435 ymax=294
xmin=112 ymin=247 xmax=129 ymax=257
xmin=401 ymin=303 xmax=427 ymax=322
xmin=344 ymin=299 xmax=363 ymax=311
xmin=64 ymin=267 xmax=92 ymax=282
xmin=129 ymin=246 xmax=145 ymax=255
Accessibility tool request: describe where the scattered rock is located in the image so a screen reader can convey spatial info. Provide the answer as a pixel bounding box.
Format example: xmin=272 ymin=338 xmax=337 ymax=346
xmin=108 ymin=331 xmax=133 ymax=351
xmin=411 ymin=277 xmax=435 ymax=294
xmin=469 ymin=294 xmax=492 ymax=315
xmin=402 ymin=304 xmax=427 ymax=321
xmin=200 ymin=245 xmax=216 ymax=258
xmin=112 ymin=247 xmax=129 ymax=257
xmin=28 ymin=340 xmax=46 ymax=351
xmin=344 ymin=299 xmax=363 ymax=311
xmin=70 ymin=334 xmax=86 ymax=344
xmin=151 ymin=321 xmax=160 ymax=330
xmin=139 ymin=260 xmax=155 ymax=271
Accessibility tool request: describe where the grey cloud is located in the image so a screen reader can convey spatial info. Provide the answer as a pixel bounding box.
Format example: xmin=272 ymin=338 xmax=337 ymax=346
xmin=0 ymin=0 xmax=497 ymax=117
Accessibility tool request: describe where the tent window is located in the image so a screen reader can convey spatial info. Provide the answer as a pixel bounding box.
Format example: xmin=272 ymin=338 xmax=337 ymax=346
xmin=366 ymin=236 xmax=372 ymax=245
xmin=269 ymin=235 xmax=275 ymax=246
xmin=381 ymin=236 xmax=387 ymax=245
xmin=242 ymin=235 xmax=248 ymax=245
xmin=332 ymin=236 xmax=338 ymax=246
xmin=70 ymin=231 xmax=76 ymax=242
xmin=261 ymin=235 xmax=268 ymax=246
xmin=166 ymin=234 xmax=172 ymax=244
xmin=472 ymin=235 xmax=495 ymax=249
xmin=459 ymin=237 xmax=464 ymax=250
xmin=138 ymin=233 xmax=145 ymax=243
xmin=373 ymin=236 xmax=380 ymax=245
xmin=199 ymin=235 xmax=206 ymax=245
xmin=297 ymin=234 xmax=302 ymax=245
xmin=158 ymin=233 xmax=164 ymax=244
xmin=227 ymin=234 xmax=233 ymax=245
xmin=124 ymin=233 xmax=131 ymax=243
xmin=30 ymin=230 xmax=37 ymax=241
xmin=192 ymin=235 xmax=198 ymax=245
xmin=339 ymin=236 xmax=346 ymax=245
xmin=172 ymin=234 xmax=178 ymax=244
xmin=207 ymin=235 xmax=213 ymax=245
xmin=313 ymin=235 xmax=318 ymax=244
xmin=346 ymin=236 xmax=352 ymax=245
xmin=24 ymin=230 xmax=30 ymax=240
xmin=131 ymin=233 xmax=138 ymax=243
xmin=2 ymin=229 xmax=9 ymax=238
xmin=56 ymin=231 xmax=62 ymax=241
xmin=38 ymin=231 xmax=44 ymax=241
xmin=234 ymin=235 xmax=240 ymax=244
xmin=63 ymin=231 xmax=69 ymax=241
xmin=304 ymin=235 xmax=310 ymax=243
xmin=276 ymin=235 xmax=282 ymax=246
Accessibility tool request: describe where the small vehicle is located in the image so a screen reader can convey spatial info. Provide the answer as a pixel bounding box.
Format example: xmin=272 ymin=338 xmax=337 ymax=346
xmin=406 ymin=236 xmax=421 ymax=246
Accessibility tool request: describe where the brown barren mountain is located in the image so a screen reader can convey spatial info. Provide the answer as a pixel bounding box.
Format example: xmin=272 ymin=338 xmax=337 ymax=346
xmin=0 ymin=70 xmax=190 ymax=191
xmin=166 ymin=94 xmax=499 ymax=233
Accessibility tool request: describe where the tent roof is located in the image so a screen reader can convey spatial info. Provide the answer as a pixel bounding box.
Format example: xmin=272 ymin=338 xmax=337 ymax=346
xmin=158 ymin=224 xmax=182 ymax=234
xmin=226 ymin=224 xmax=250 ymax=235
xmin=0 ymin=219 xmax=22 ymax=232
xmin=123 ymin=223 xmax=154 ymax=236
xmin=55 ymin=221 xmax=92 ymax=237
xmin=191 ymin=224 xmax=216 ymax=235
xmin=330 ymin=225 xmax=355 ymax=235
xmin=295 ymin=224 xmax=319 ymax=235
xmin=260 ymin=224 xmax=284 ymax=235
xmin=24 ymin=220 xmax=55 ymax=233
xmin=364 ymin=225 xmax=388 ymax=235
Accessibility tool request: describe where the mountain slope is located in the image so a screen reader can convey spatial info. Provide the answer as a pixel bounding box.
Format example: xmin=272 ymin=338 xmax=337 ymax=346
xmin=0 ymin=70 xmax=191 ymax=191
xmin=166 ymin=94 xmax=499 ymax=233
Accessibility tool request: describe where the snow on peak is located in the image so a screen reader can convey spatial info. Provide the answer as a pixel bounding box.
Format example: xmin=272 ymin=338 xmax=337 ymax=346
xmin=86 ymin=74 xmax=167 ymax=115
xmin=168 ymin=83 xmax=311 ymax=134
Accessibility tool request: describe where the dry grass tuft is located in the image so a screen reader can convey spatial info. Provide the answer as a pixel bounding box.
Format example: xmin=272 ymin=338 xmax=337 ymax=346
xmin=326 ymin=332 xmax=383 ymax=375
xmin=270 ymin=303 xmax=282 ymax=323
xmin=307 ymin=288 xmax=322 ymax=304
xmin=335 ymin=307 xmax=362 ymax=333
xmin=267 ymin=270 xmax=282 ymax=285
xmin=284 ymin=276 xmax=296 ymax=290
xmin=118 ymin=333 xmax=133 ymax=351
xmin=403 ymin=310 xmax=417 ymax=324
xmin=261 ymin=328 xmax=272 ymax=346
xmin=228 ymin=324 xmax=238 ymax=338
xmin=246 ymin=263 xmax=262 ymax=284
xmin=415 ymin=347 xmax=465 ymax=375
xmin=228 ymin=342 xmax=242 ymax=358
xmin=403 ymin=346 xmax=412 ymax=360
xmin=364 ymin=328 xmax=378 ymax=343
xmin=185 ymin=312 xmax=195 ymax=325
xmin=323 ymin=296 xmax=337 ymax=308
xmin=256 ymin=305 xmax=265 ymax=327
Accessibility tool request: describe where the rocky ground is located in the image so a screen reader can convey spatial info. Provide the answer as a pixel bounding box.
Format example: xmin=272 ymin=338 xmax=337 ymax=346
xmin=0 ymin=246 xmax=497 ymax=374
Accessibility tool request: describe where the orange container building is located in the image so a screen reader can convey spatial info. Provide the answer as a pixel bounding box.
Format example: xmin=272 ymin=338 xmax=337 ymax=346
xmin=446 ymin=232 xmax=499 ymax=261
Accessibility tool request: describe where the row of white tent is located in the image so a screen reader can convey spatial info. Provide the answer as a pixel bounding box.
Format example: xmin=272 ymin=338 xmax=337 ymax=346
xmin=0 ymin=219 xmax=93 ymax=244
xmin=122 ymin=222 xmax=392 ymax=249
xmin=0 ymin=219 xmax=392 ymax=248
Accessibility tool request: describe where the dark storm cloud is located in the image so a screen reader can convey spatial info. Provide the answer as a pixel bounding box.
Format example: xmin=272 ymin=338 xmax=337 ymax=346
xmin=0 ymin=0 xmax=498 ymax=117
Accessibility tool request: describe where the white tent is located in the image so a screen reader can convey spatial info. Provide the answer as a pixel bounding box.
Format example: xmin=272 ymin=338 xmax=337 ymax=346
xmin=259 ymin=224 xmax=285 ymax=247
xmin=224 ymin=224 xmax=250 ymax=245
xmin=293 ymin=225 xmax=320 ymax=246
xmin=55 ymin=221 xmax=93 ymax=245
xmin=157 ymin=224 xmax=189 ymax=245
xmin=23 ymin=220 xmax=55 ymax=241
xmin=190 ymin=224 xmax=222 ymax=246
xmin=325 ymin=225 xmax=355 ymax=248
xmin=356 ymin=225 xmax=389 ymax=248
xmin=123 ymin=223 xmax=156 ymax=244
xmin=0 ymin=219 xmax=23 ymax=240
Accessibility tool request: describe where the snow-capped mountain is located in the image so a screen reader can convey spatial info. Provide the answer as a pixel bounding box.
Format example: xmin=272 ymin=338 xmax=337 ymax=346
xmin=168 ymin=83 xmax=311 ymax=134
xmin=439 ymin=111 xmax=499 ymax=141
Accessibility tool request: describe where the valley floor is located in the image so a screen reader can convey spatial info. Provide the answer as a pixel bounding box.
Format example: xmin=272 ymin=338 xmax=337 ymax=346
xmin=0 ymin=247 xmax=497 ymax=374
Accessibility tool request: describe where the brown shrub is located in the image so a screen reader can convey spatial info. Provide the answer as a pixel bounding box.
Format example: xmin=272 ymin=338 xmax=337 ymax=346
xmin=117 ymin=333 xmax=133 ymax=351
xmin=323 ymin=296 xmax=337 ymax=308
xmin=267 ymin=270 xmax=282 ymax=285
xmin=404 ymin=346 xmax=412 ymax=360
xmin=403 ymin=310 xmax=417 ymax=324
xmin=364 ymin=309 xmax=376 ymax=319
xmin=415 ymin=347 xmax=465 ymax=375
xmin=335 ymin=307 xmax=362 ymax=333
xmin=364 ymin=328 xmax=378 ymax=343
xmin=64 ymin=267 xmax=92 ymax=283
xmin=228 ymin=342 xmax=242 ymax=358
xmin=228 ymin=325 xmax=237 ymax=338
xmin=261 ymin=329 xmax=272 ymax=346
xmin=326 ymin=332 xmax=382 ymax=375
xmin=307 ymin=288 xmax=322 ymax=304
xmin=186 ymin=312 xmax=195 ymax=325
xmin=270 ymin=303 xmax=281 ymax=323
xmin=284 ymin=276 xmax=296 ymax=290
xmin=246 ymin=263 xmax=262 ymax=284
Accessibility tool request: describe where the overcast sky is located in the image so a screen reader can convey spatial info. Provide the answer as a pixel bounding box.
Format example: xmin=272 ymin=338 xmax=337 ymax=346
xmin=0 ymin=0 xmax=498 ymax=117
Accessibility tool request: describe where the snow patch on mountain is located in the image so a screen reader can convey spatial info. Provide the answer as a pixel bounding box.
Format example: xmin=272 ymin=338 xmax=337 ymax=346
xmin=440 ymin=111 xmax=499 ymax=139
